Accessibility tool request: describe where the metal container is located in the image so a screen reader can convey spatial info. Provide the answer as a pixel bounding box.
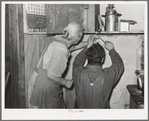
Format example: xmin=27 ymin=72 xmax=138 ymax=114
xmin=135 ymin=70 xmax=144 ymax=96
xmin=137 ymin=75 xmax=144 ymax=96
xmin=102 ymin=4 xmax=122 ymax=32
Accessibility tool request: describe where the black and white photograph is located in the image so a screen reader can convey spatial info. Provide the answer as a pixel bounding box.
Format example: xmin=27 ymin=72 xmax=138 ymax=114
xmin=2 ymin=1 xmax=148 ymax=120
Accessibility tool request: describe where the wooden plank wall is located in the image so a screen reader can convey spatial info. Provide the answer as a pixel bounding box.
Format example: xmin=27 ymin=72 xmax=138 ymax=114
xmin=5 ymin=4 xmax=17 ymax=108
xmin=88 ymin=4 xmax=95 ymax=33
xmin=5 ymin=4 xmax=15 ymax=108
xmin=46 ymin=4 xmax=83 ymax=33
xmin=46 ymin=4 xmax=100 ymax=34
xmin=86 ymin=4 xmax=100 ymax=33
xmin=18 ymin=4 xmax=26 ymax=108
xmin=8 ymin=4 xmax=26 ymax=108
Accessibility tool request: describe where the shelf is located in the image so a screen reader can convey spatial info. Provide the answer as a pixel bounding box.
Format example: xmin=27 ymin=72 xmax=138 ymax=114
xmin=98 ymin=31 xmax=144 ymax=35
xmin=25 ymin=31 xmax=144 ymax=36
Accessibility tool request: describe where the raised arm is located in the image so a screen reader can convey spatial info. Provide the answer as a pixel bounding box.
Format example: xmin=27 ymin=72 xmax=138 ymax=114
xmin=69 ymin=35 xmax=99 ymax=52
xmin=104 ymin=41 xmax=124 ymax=86
xmin=73 ymin=35 xmax=95 ymax=69
xmin=69 ymin=41 xmax=87 ymax=52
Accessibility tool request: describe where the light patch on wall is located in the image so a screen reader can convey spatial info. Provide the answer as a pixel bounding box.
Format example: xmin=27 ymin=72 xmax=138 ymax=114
xmin=26 ymin=4 xmax=45 ymax=15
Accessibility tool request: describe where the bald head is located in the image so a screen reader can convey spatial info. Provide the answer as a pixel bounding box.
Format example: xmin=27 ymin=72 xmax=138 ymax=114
xmin=63 ymin=22 xmax=83 ymax=39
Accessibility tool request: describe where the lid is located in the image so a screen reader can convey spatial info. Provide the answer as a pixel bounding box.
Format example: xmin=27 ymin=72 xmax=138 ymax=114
xmin=102 ymin=4 xmax=122 ymax=17
xmin=120 ymin=20 xmax=137 ymax=25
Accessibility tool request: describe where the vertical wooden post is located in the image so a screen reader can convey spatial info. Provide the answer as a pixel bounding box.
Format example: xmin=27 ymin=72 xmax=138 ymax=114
xmin=8 ymin=4 xmax=26 ymax=108
xmin=95 ymin=4 xmax=100 ymax=31
xmin=5 ymin=4 xmax=15 ymax=108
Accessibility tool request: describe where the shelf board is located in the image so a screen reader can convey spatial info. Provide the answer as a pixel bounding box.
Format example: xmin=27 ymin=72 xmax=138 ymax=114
xmin=98 ymin=31 xmax=144 ymax=35
xmin=25 ymin=31 xmax=144 ymax=36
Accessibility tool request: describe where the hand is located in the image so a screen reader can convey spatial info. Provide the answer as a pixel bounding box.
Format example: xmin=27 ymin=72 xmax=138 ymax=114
xmin=93 ymin=39 xmax=99 ymax=44
xmin=87 ymin=35 xmax=95 ymax=48
xmin=65 ymin=79 xmax=73 ymax=88
xmin=93 ymin=35 xmax=100 ymax=44
xmin=104 ymin=41 xmax=114 ymax=51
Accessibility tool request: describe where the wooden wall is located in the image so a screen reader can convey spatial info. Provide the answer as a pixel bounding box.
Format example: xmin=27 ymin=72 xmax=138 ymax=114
xmin=6 ymin=4 xmax=25 ymax=108
xmin=45 ymin=4 xmax=100 ymax=33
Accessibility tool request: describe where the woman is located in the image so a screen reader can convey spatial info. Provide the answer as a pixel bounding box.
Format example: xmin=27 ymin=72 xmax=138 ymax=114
xmin=30 ymin=22 xmax=87 ymax=108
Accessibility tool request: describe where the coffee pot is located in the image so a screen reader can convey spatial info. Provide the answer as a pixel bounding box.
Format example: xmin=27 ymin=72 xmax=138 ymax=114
xmin=102 ymin=4 xmax=122 ymax=32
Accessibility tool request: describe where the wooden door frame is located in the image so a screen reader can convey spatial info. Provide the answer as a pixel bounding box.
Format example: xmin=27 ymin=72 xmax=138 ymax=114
xmin=7 ymin=4 xmax=26 ymax=108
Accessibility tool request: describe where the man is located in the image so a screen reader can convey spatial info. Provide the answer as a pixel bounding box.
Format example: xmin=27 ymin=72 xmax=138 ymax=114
xmin=73 ymin=38 xmax=124 ymax=109
xmin=30 ymin=22 xmax=87 ymax=108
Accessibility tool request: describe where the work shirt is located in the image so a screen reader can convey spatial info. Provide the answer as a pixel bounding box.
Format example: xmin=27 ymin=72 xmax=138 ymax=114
xmin=73 ymin=48 xmax=124 ymax=109
xmin=42 ymin=38 xmax=70 ymax=77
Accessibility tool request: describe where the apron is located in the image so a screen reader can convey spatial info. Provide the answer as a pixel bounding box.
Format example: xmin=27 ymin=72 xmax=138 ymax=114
xmin=30 ymin=68 xmax=65 ymax=108
xmin=30 ymin=39 xmax=65 ymax=108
